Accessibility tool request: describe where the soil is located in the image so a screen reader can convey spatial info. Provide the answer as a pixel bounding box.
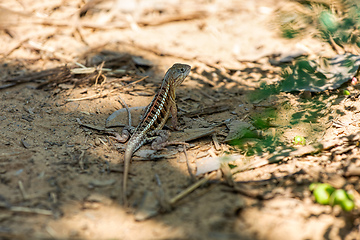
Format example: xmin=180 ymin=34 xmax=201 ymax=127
xmin=1 ymin=0 xmax=360 ymax=239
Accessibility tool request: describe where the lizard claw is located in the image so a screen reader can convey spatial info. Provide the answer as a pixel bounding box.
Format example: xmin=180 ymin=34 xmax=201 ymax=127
xmin=173 ymin=125 xmax=185 ymax=131
xmin=166 ymin=125 xmax=184 ymax=131
xmin=108 ymin=128 xmax=131 ymax=143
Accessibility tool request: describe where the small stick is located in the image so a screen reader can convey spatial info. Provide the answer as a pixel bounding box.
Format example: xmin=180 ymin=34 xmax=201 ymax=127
xmin=220 ymin=163 xmax=234 ymax=187
xmin=78 ymin=150 xmax=85 ymax=170
xmin=18 ymin=180 xmax=28 ymax=200
xmin=117 ymin=94 xmax=132 ymax=126
xmin=2 ymin=205 xmax=53 ymax=216
xmin=328 ymin=35 xmax=344 ymax=54
xmin=184 ymin=145 xmax=195 ymax=181
xmin=208 ymin=148 xmax=217 ymax=158
xmin=169 ymin=171 xmax=217 ymax=205
xmin=129 ymin=76 xmax=149 ymax=86
xmin=94 ymin=61 xmax=105 ymax=86
xmin=98 ymin=137 xmax=108 ymax=147
xmin=74 ymin=62 xmax=87 ymax=68
xmin=212 ymin=133 xmax=221 ymax=151
xmin=75 ymin=26 xmax=89 ymax=46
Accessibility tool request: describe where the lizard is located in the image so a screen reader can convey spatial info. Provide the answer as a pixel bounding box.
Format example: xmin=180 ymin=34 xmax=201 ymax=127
xmin=121 ymin=63 xmax=191 ymax=204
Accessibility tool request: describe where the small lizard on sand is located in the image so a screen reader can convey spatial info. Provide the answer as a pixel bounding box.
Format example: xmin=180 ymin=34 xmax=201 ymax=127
xmin=122 ymin=63 xmax=191 ymax=204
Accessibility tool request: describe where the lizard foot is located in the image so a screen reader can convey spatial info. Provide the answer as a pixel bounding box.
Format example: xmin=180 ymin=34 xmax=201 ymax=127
xmin=108 ymin=125 xmax=134 ymax=143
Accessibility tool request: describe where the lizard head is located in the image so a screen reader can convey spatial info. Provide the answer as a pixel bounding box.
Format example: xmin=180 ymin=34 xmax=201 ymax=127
xmin=166 ymin=63 xmax=191 ymax=87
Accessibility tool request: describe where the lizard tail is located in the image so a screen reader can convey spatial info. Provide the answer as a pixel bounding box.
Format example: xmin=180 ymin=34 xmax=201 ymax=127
xmin=123 ymin=145 xmax=134 ymax=205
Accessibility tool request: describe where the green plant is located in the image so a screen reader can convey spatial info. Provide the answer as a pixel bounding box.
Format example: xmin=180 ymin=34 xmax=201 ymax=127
xmin=309 ymin=183 xmax=355 ymax=211
xmin=278 ymin=0 xmax=360 ymax=52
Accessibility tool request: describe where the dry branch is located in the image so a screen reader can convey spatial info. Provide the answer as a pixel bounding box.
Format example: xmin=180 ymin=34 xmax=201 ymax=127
xmin=0 ymin=66 xmax=72 ymax=89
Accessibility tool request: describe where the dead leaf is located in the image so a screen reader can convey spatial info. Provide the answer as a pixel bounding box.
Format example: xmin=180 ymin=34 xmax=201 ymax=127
xmin=196 ymin=157 xmax=221 ymax=176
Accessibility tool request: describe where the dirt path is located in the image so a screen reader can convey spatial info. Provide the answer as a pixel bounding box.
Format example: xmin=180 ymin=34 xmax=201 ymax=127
xmin=1 ymin=0 xmax=360 ymax=239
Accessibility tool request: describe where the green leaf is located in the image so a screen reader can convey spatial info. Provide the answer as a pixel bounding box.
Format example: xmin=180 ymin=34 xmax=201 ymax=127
xmin=340 ymin=199 xmax=355 ymax=211
xmin=310 ymin=183 xmax=335 ymax=205
xmin=330 ymin=189 xmax=348 ymax=205
xmin=297 ymin=60 xmax=316 ymax=73
xmin=319 ymin=11 xmax=338 ymax=33
xmin=314 ymin=71 xmax=327 ymax=79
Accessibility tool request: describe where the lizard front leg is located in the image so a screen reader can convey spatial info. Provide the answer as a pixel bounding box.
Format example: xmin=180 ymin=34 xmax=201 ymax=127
xmin=169 ymin=99 xmax=183 ymax=131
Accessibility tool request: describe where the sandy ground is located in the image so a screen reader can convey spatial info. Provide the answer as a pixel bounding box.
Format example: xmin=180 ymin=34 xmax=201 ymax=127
xmin=1 ymin=0 xmax=360 ymax=239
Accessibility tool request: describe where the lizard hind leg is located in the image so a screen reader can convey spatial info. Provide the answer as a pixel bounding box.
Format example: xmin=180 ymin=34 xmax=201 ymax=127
xmin=150 ymin=130 xmax=171 ymax=150
xmin=150 ymin=130 xmax=189 ymax=150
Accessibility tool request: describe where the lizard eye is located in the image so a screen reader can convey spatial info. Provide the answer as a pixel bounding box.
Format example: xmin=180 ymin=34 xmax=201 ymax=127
xmin=180 ymin=68 xmax=186 ymax=73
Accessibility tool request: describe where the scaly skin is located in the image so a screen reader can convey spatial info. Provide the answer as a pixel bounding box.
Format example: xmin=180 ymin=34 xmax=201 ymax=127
xmin=123 ymin=63 xmax=191 ymax=204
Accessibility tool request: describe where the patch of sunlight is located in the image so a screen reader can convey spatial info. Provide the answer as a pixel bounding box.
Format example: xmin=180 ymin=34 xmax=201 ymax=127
xmin=46 ymin=201 xmax=185 ymax=239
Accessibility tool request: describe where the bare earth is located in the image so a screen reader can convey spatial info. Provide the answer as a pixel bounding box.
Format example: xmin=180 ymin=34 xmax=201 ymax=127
xmin=1 ymin=0 xmax=360 ymax=239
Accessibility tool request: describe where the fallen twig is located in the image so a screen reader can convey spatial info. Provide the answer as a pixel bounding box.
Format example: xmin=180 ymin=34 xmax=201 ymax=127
xmin=212 ymin=133 xmax=221 ymax=151
xmin=0 ymin=203 xmax=53 ymax=216
xmin=71 ymin=66 xmax=112 ymax=74
xmin=94 ymin=61 xmax=105 ymax=86
xmin=2 ymin=66 xmax=68 ymax=85
xmin=169 ymin=171 xmax=217 ymax=206
xmin=231 ymin=185 xmax=274 ymax=200
xmin=79 ymin=150 xmax=85 ymax=170
xmin=18 ymin=181 xmax=28 ymax=200
xmin=117 ymin=94 xmax=132 ymax=126
xmin=129 ymin=76 xmax=149 ymax=86
xmin=184 ymin=145 xmax=195 ymax=181
xmin=137 ymin=11 xmax=207 ymax=27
